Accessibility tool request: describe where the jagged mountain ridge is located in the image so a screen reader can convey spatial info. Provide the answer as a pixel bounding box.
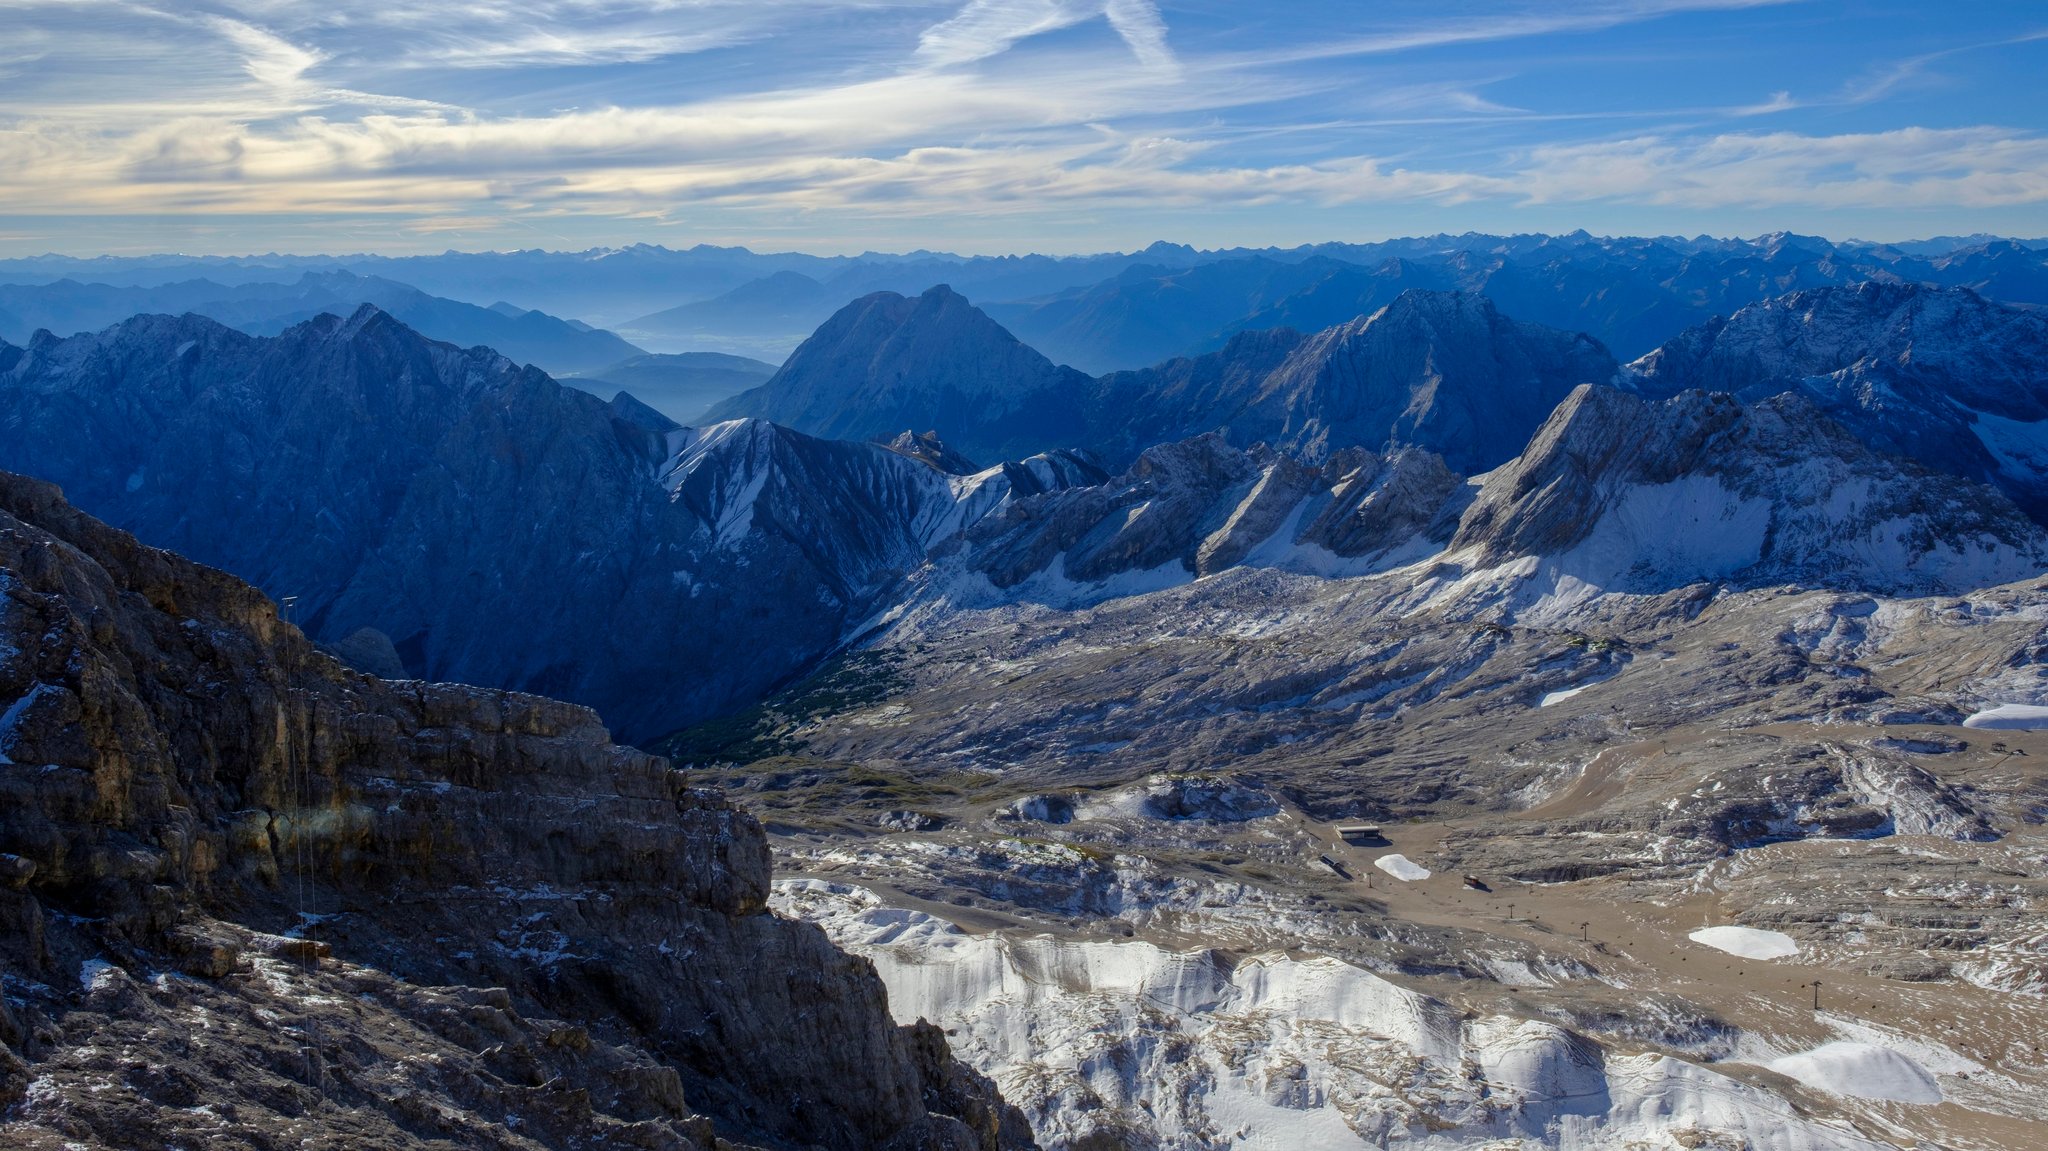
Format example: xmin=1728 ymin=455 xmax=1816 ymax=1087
xmin=0 ymin=306 xmax=1098 ymax=740
xmin=0 ymin=469 xmax=1030 ymax=1151
xmin=1627 ymin=282 xmax=2048 ymax=521
xmin=912 ymin=384 xmax=2048 ymax=619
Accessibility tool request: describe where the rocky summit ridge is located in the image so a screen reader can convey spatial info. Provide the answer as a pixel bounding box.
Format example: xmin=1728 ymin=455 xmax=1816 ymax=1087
xmin=0 ymin=468 xmax=1031 ymax=1151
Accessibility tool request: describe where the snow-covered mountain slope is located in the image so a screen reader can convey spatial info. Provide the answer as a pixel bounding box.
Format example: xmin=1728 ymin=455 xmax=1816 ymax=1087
xmin=1449 ymin=384 xmax=2048 ymax=599
xmin=0 ymin=308 xmax=1093 ymax=740
xmin=706 ymin=284 xmax=1097 ymax=464
xmin=688 ymin=480 xmax=2048 ymax=1150
xmin=1627 ymin=282 xmax=2048 ymax=521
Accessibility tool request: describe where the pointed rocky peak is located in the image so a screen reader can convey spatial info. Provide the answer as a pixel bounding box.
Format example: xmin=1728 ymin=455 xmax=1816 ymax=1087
xmin=994 ymin=448 xmax=1112 ymax=499
xmin=704 ymin=282 xmax=1092 ymax=464
xmin=961 ymin=432 xmax=1274 ymax=590
xmin=1295 ymin=446 xmax=1464 ymax=560
xmin=885 ymin=429 xmax=982 ymax=475
xmin=608 ymin=390 xmax=680 ymax=434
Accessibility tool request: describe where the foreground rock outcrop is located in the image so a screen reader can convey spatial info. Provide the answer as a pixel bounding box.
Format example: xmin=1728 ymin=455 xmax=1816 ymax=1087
xmin=0 ymin=470 xmax=1030 ymax=1151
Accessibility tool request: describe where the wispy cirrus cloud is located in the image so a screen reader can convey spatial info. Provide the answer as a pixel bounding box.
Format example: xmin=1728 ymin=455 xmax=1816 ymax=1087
xmin=917 ymin=0 xmax=1175 ymax=70
xmin=1240 ymin=0 xmax=1806 ymax=66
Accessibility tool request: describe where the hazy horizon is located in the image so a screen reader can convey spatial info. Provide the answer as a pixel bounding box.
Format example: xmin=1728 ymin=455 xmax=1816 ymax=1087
xmin=4 ymin=227 xmax=2043 ymax=265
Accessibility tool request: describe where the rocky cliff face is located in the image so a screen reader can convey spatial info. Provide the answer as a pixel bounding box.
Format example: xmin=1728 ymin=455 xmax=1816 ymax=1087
xmin=0 ymin=469 xmax=1031 ymax=1151
xmin=1627 ymin=282 xmax=2048 ymax=520
xmin=705 ymin=285 xmax=1096 ymax=464
xmin=0 ymin=309 xmax=1094 ymax=742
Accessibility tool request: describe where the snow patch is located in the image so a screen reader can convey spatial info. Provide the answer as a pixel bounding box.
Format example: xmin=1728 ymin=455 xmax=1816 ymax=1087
xmin=0 ymin=682 xmax=55 ymax=765
xmin=1766 ymin=1042 xmax=1941 ymax=1104
xmin=1374 ymin=854 xmax=1430 ymax=881
xmin=1687 ymin=925 xmax=1799 ymax=960
xmin=1962 ymin=702 xmax=2048 ymax=730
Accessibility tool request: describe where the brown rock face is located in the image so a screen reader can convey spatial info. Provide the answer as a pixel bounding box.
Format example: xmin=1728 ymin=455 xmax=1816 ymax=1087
xmin=0 ymin=470 xmax=1030 ymax=1151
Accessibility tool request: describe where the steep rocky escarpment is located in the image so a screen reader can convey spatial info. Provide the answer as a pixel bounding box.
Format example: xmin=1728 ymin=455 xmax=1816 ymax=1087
xmin=0 ymin=471 xmax=1029 ymax=1151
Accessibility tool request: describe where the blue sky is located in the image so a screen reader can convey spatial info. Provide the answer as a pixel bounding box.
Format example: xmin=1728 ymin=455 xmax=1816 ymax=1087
xmin=1 ymin=0 xmax=2044 ymax=255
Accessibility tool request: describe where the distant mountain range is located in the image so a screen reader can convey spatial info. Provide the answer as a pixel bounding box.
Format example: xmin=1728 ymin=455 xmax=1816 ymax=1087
xmin=7 ymin=232 xmax=2042 ymax=369
xmin=0 ymin=270 xmax=643 ymax=374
